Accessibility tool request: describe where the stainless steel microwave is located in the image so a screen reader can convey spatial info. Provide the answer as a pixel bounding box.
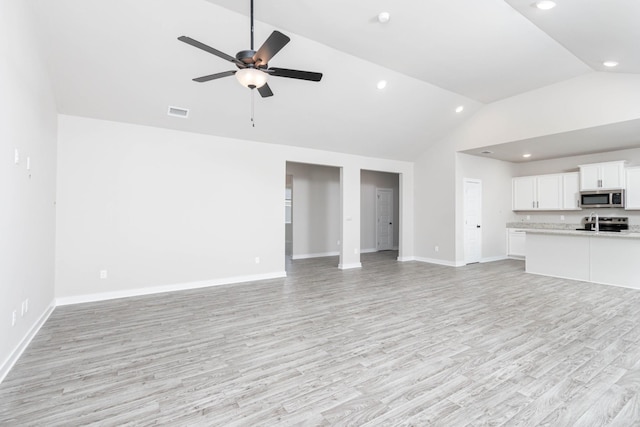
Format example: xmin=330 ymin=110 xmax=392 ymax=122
xmin=579 ymin=190 xmax=625 ymax=208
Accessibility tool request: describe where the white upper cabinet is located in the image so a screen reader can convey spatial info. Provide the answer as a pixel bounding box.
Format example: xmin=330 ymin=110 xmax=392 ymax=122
xmin=512 ymin=176 xmax=537 ymax=210
xmin=579 ymin=161 xmax=626 ymax=190
xmin=562 ymin=172 xmax=581 ymax=210
xmin=536 ymin=174 xmax=563 ymax=210
xmin=513 ymin=172 xmax=580 ymax=211
xmin=512 ymin=174 xmax=562 ymax=211
xmin=626 ymin=167 xmax=640 ymax=210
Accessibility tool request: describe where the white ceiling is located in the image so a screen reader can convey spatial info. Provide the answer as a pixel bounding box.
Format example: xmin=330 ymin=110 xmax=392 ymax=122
xmin=28 ymin=0 xmax=640 ymax=161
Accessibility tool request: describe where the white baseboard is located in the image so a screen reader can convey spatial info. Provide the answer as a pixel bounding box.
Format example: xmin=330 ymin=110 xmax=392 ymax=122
xmin=292 ymin=252 xmax=339 ymax=260
xmin=56 ymin=271 xmax=287 ymax=306
xmin=338 ymin=262 xmax=362 ymax=270
xmin=1 ymin=300 xmax=55 ymax=384
xmin=397 ymin=256 xmax=416 ymax=262
xmin=414 ymin=257 xmax=465 ymax=267
xmin=360 ymin=248 xmax=378 ymax=254
xmin=481 ymin=255 xmax=509 ymax=263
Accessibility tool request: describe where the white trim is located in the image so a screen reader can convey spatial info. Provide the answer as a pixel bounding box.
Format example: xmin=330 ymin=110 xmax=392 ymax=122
xmin=397 ymin=256 xmax=416 ymax=262
xmin=360 ymin=248 xmax=378 ymax=254
xmin=1 ymin=300 xmax=56 ymax=384
xmin=481 ymin=255 xmax=509 ymax=263
xmin=56 ymin=271 xmax=287 ymax=306
xmin=338 ymin=262 xmax=362 ymax=270
xmin=415 ymin=257 xmax=465 ymax=267
xmin=291 ymin=251 xmax=339 ymax=260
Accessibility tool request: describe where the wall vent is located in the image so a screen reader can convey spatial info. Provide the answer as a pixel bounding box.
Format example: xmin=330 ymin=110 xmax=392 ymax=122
xmin=167 ymin=106 xmax=189 ymax=118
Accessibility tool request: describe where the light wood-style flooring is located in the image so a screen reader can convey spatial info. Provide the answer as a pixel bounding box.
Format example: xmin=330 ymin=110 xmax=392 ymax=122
xmin=2 ymin=252 xmax=640 ymax=426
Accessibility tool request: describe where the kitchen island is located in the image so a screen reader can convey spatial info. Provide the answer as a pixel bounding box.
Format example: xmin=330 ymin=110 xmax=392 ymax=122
xmin=526 ymin=229 xmax=640 ymax=289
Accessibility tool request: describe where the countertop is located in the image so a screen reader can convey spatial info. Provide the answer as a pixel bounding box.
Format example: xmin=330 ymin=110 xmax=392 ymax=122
xmin=519 ymin=229 xmax=640 ymax=239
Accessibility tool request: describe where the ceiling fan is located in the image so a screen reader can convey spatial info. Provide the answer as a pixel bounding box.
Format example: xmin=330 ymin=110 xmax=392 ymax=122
xmin=178 ymin=0 xmax=323 ymax=98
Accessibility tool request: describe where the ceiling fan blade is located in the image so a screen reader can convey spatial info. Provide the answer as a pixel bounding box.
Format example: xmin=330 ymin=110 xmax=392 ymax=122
xmin=268 ymin=68 xmax=323 ymax=82
xmin=253 ymin=31 xmax=290 ymax=66
xmin=178 ymin=36 xmax=245 ymax=67
xmin=193 ymin=70 xmax=236 ymax=83
xmin=257 ymin=83 xmax=274 ymax=98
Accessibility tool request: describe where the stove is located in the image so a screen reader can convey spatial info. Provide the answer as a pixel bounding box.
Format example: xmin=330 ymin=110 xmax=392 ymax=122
xmin=577 ymin=216 xmax=628 ymax=232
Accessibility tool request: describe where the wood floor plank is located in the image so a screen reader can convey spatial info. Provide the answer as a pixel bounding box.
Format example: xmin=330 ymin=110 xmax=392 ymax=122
xmin=2 ymin=252 xmax=640 ymax=425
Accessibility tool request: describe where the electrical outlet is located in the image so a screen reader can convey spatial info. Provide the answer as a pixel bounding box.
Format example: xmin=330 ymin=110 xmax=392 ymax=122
xmin=560 ymin=215 xmax=565 ymax=221
xmin=526 ymin=215 xmax=531 ymax=220
xmin=255 ymin=257 xmax=260 ymax=264
xmin=354 ymin=248 xmax=358 ymax=254
xmin=435 ymin=246 xmax=439 ymax=252
xmin=99 ymin=270 xmax=108 ymax=279
xmin=12 ymin=310 xmax=16 ymax=326
xmin=21 ymin=301 xmax=25 ymax=316
xmin=25 ymin=299 xmax=29 ymax=313
xmin=14 ymin=149 xmax=19 ymax=165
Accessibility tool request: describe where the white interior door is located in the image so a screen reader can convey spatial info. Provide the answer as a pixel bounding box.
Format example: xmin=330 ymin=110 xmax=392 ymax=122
xmin=376 ymin=188 xmax=393 ymax=251
xmin=464 ymin=179 xmax=482 ymax=264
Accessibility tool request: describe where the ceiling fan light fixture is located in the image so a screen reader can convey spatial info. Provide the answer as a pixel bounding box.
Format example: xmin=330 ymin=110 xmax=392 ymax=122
xmin=535 ymin=0 xmax=556 ymax=10
xmin=235 ymin=68 xmax=268 ymax=89
xmin=377 ymin=80 xmax=387 ymax=90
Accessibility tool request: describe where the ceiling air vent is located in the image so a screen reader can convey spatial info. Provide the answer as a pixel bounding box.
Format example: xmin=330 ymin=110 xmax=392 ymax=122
xmin=167 ymin=106 xmax=189 ymax=118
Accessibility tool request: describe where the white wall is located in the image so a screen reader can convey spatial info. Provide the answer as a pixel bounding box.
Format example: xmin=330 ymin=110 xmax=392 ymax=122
xmin=361 ymin=170 xmax=400 ymax=252
xmin=414 ymin=137 xmax=457 ymax=265
xmin=55 ymin=116 xmax=286 ymax=300
xmin=55 ymin=115 xmax=415 ymax=300
xmin=0 ymin=0 xmax=58 ymax=381
xmin=286 ymin=162 xmax=340 ymax=259
xmin=455 ymin=73 xmax=640 ymax=150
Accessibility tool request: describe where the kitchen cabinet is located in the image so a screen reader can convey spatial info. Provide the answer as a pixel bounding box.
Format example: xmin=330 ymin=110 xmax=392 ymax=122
xmin=507 ymin=229 xmax=526 ymax=258
xmin=579 ymin=161 xmax=626 ymax=190
xmin=562 ymin=172 xmax=581 ymax=210
xmin=512 ymin=174 xmax=562 ymax=210
xmin=625 ymin=167 xmax=640 ymax=210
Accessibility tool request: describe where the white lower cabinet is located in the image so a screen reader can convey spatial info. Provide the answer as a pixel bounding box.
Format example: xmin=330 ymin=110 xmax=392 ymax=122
xmin=507 ymin=229 xmax=526 ymax=258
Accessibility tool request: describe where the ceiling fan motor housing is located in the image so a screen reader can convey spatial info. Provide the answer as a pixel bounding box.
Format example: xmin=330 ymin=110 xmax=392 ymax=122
xmin=236 ymin=50 xmax=267 ymax=69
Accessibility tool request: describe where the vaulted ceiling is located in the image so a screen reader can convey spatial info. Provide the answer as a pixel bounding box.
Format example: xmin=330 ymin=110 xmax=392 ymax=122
xmin=29 ymin=0 xmax=640 ymax=161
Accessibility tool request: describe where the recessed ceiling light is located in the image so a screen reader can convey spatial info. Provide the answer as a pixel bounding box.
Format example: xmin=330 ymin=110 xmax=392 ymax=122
xmin=535 ymin=1 xmax=556 ymax=10
xmin=455 ymin=105 xmax=464 ymax=113
xmin=377 ymin=80 xmax=387 ymax=90
xmin=377 ymin=12 xmax=390 ymax=23
xmin=603 ymin=61 xmax=619 ymax=68
xmin=522 ymin=153 xmax=532 ymax=158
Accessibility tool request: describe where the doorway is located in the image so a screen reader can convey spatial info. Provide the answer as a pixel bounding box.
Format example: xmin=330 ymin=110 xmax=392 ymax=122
xmin=361 ymin=170 xmax=400 ymax=254
xmin=464 ymin=178 xmax=482 ymax=264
